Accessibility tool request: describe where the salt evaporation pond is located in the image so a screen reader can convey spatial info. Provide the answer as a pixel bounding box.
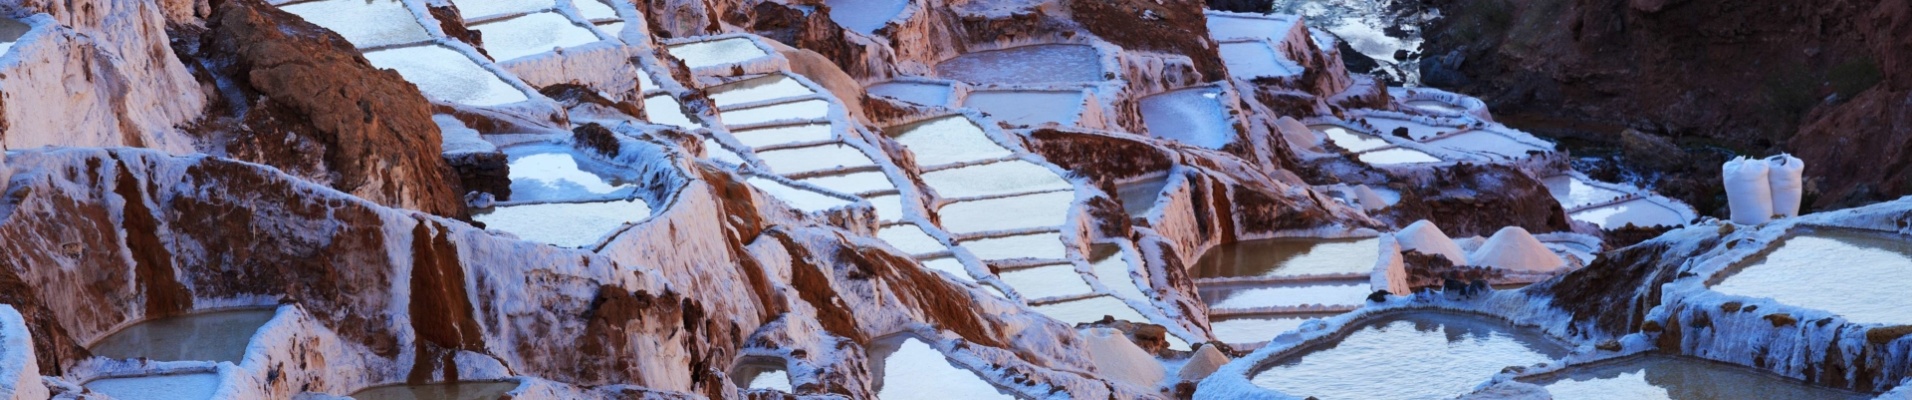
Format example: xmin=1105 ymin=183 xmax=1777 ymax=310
xmin=1031 ymin=295 xmax=1149 ymax=325
xmin=1250 ymin=312 xmax=1568 ymax=399
xmin=471 ymin=12 xmax=602 ymax=62
xmin=574 ymin=0 xmax=616 ymax=20
xmin=960 ymin=233 xmax=1067 ymax=261
xmin=1365 ymin=118 xmax=1454 ymax=141
xmin=868 ymin=336 xmax=1017 ymax=400
xmin=642 ymin=95 xmax=700 ymax=128
xmin=1404 ymin=99 xmax=1464 ymax=114
xmin=868 ymin=81 xmax=953 ymax=107
xmin=754 ymin=143 xmax=875 ymax=175
xmin=709 ymin=74 xmax=814 ymax=108
xmin=1570 ymin=198 xmax=1686 ymax=229
xmin=1140 ymin=87 xmax=1235 ymax=149
xmin=1211 ymin=314 xmax=1329 ymax=345
xmin=448 ymin=0 xmax=548 ymax=20
xmin=876 ymin=224 xmax=943 ymax=256
xmin=919 ymin=257 xmax=972 ymax=281
xmin=1528 ymin=355 xmax=1870 ymax=400
xmin=1000 ymin=264 xmax=1094 ymax=299
xmin=746 ymin=177 xmax=852 ymax=213
xmin=934 ymin=44 xmax=1103 ymax=84
xmin=279 ymin=0 xmax=431 ymax=49
xmin=85 ymin=373 xmax=222 ymax=400
xmin=1116 ymin=174 xmax=1171 ymax=218
xmin=731 ymin=359 xmax=793 ymax=392
xmin=1206 ymin=12 xmax=1292 ymax=41
xmin=1199 ymin=281 xmax=1371 ymax=309
xmin=473 ymin=199 xmax=651 ymax=248
xmin=362 ymin=45 xmax=529 ymax=106
xmin=1192 ymin=237 xmax=1379 ymax=278
xmin=1310 ymin=125 xmax=1391 ymax=153
xmin=1356 ymin=147 xmax=1441 ymax=165
xmin=0 ymin=17 xmax=28 ymax=56
xmin=1424 ymin=130 xmax=1548 ymax=159
xmin=719 ymin=99 xmax=831 ymax=126
xmin=889 ymin=116 xmax=1012 ymax=166
xmin=1709 ymin=229 xmax=1912 ymax=325
xmin=962 ymin=90 xmax=1085 ymax=127
xmin=503 ymin=145 xmax=638 ymax=203
xmin=937 ymin=191 xmax=1076 ymax=234
xmin=667 ymin=38 xmax=769 ymax=69
xmin=1543 ymin=175 xmax=1626 ymax=209
xmin=920 ymin=161 xmax=1070 ymax=198
xmin=823 ymin=0 xmax=906 ymax=35
xmin=349 ymin=381 xmax=521 ymax=400
xmin=90 ymin=308 xmax=276 ymax=363
xmin=800 ymin=171 xmax=893 ymax=196
xmin=1218 ymin=41 xmax=1300 ymax=79
xmin=865 ymin=193 xmax=904 ymax=221
xmin=731 ymin=123 xmax=833 ymax=148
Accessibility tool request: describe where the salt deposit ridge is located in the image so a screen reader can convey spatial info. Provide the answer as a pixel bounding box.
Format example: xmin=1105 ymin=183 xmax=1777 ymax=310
xmin=0 ymin=0 xmax=1900 ymax=398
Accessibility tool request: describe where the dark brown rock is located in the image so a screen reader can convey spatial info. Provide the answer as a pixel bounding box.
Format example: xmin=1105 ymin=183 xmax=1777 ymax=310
xmin=1382 ymin=163 xmax=1572 ymax=237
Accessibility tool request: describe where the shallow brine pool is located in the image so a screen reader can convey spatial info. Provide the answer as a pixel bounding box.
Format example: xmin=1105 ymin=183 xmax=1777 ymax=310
xmin=1218 ymin=41 xmax=1300 ymax=79
xmin=1199 ymin=281 xmax=1371 ymax=310
xmin=746 ymin=177 xmax=852 ymax=213
xmin=962 ymin=90 xmax=1086 ymax=127
xmin=1250 ymin=312 xmax=1568 ymax=399
xmin=1543 ymin=175 xmax=1626 ymax=210
xmin=1709 ymin=229 xmax=1912 ymax=325
xmin=448 ymin=0 xmax=549 ymax=20
xmin=937 ymin=191 xmax=1077 ymax=235
xmin=920 ymin=161 xmax=1070 ymax=199
xmin=503 ymin=145 xmax=639 ymax=203
xmin=753 ymin=143 xmax=876 ymax=175
xmin=731 ymin=359 xmax=793 ymax=392
xmin=85 ymin=373 xmax=222 ymax=400
xmin=1527 ymin=355 xmax=1871 ymax=400
xmin=666 ymin=38 xmax=769 ymax=69
xmin=1356 ymin=147 xmax=1441 ymax=165
xmin=1115 ymin=174 xmax=1171 ymax=218
xmin=1423 ymin=130 xmax=1548 ymax=159
xmin=0 ymin=17 xmax=28 ymax=56
xmin=822 ymin=0 xmax=907 ymax=35
xmin=719 ymin=99 xmax=832 ymax=126
xmin=799 ymin=171 xmax=894 ymax=196
xmin=709 ymin=74 xmax=815 ymax=109
xmin=471 ymin=12 xmax=601 ymax=62
xmin=1569 ymin=198 xmax=1686 ymax=229
xmin=642 ymin=95 xmax=701 ymax=129
xmin=1031 ymin=295 xmax=1149 ymax=326
xmin=934 ymin=44 xmax=1103 ymax=84
xmin=730 ymin=123 xmax=834 ymax=148
xmin=1192 ymin=237 xmax=1380 ymax=279
xmin=1311 ymin=125 xmax=1392 ymax=153
xmin=362 ymin=45 xmax=529 ymax=106
xmin=868 ymin=336 xmax=1016 ymax=400
xmin=1211 ymin=314 xmax=1329 ymax=345
xmin=279 ymin=0 xmax=431 ymax=49
xmin=349 ymin=380 xmax=521 ymax=400
xmin=473 ymin=199 xmax=651 ymax=248
xmin=1364 ymin=118 xmax=1456 ymax=141
xmin=999 ymin=264 xmax=1094 ymax=299
xmin=1140 ymin=87 xmax=1235 ymax=149
xmin=959 ymin=233 xmax=1067 ymax=261
xmin=90 ymin=308 xmax=276 ymax=363
xmin=1403 ymin=99 xmax=1464 ymax=114
xmin=889 ymin=116 xmax=1012 ymax=167
xmin=868 ymin=81 xmax=953 ymax=107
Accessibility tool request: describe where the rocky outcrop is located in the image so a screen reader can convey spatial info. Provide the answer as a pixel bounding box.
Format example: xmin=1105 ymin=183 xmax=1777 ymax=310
xmin=1380 ymin=163 xmax=1572 ymax=237
xmin=0 ymin=0 xmax=207 ymax=152
xmin=171 ymin=0 xmax=468 ymax=218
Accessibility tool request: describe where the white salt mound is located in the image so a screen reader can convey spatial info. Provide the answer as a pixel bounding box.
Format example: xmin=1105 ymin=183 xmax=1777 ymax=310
xmin=1722 ymin=156 xmax=1773 ymax=225
xmin=1083 ymin=327 xmax=1165 ymax=388
xmin=1353 ymin=185 xmax=1388 ymax=211
xmin=1468 ymin=227 xmax=1566 ymax=272
xmin=1275 ymin=116 xmax=1324 ymax=153
xmin=1395 ymin=220 xmax=1467 ymax=265
xmin=1766 ymin=154 xmax=1804 ymax=218
xmin=1177 ymin=344 xmax=1231 ymax=382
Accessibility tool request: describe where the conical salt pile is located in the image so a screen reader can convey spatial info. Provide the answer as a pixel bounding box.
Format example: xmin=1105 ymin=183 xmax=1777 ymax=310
xmin=1395 ymin=220 xmax=1467 ymax=265
xmin=1353 ymin=185 xmax=1389 ymax=211
xmin=1083 ymin=328 xmax=1166 ymax=388
xmin=1177 ymin=344 xmax=1232 ymax=381
xmin=1468 ymin=227 xmax=1566 ymax=272
xmin=1276 ymin=116 xmax=1325 ymax=153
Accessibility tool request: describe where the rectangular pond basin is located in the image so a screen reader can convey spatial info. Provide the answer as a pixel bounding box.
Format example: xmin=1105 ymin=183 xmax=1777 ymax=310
xmin=1211 ymin=313 xmax=1331 ymax=346
xmin=449 ymin=0 xmax=550 ymax=20
xmin=667 ymin=37 xmax=769 ymax=69
xmin=1424 ymin=130 xmax=1549 ymax=159
xmin=869 ymin=336 xmax=1017 ymax=400
xmin=731 ymin=123 xmax=834 ymax=148
xmin=1193 ymin=237 xmax=1380 ymax=279
xmin=799 ymin=170 xmax=894 ymax=196
xmin=754 ymin=143 xmax=876 ymax=176
xmin=572 ymin=0 xmax=618 ymax=21
xmin=868 ymin=81 xmax=953 ymax=107
xmin=0 ymin=17 xmax=27 ymax=56
xmin=877 ymin=224 xmax=946 ymax=256
xmin=959 ymin=233 xmax=1066 ymax=261
xmin=362 ymin=45 xmax=529 ymax=106
xmin=962 ymin=90 xmax=1085 ymax=127
xmin=920 ymin=160 xmax=1070 ymax=199
xmin=823 ymin=0 xmax=906 ymax=35
xmin=888 ymin=116 xmax=1012 ymax=167
xmin=473 ymin=199 xmax=652 ymax=248
xmin=1569 ymin=198 xmax=1686 ymax=229
xmin=999 ymin=264 xmax=1094 ymax=300
xmin=643 ymin=94 xmax=701 ymax=128
xmin=86 ymin=373 xmax=221 ymax=400
xmin=1251 ymin=312 xmax=1569 ymax=400
xmin=934 ymin=44 xmax=1103 ymax=84
xmin=1404 ymin=99 xmax=1465 ymax=114
xmin=1219 ymin=41 xmax=1300 ymax=79
xmin=937 ymin=191 xmax=1077 ymax=235
xmin=279 ymin=0 xmax=431 ymax=49
xmin=1543 ymin=175 xmax=1627 ymax=210
xmin=919 ymin=256 xmax=973 ymax=282
xmin=1708 ymin=229 xmax=1912 ymax=326
xmin=1357 ymin=147 xmax=1441 ymax=165
xmin=710 ymin=74 xmax=815 ymax=109
xmin=1090 ymin=245 xmax=1149 ymax=302
xmin=746 ymin=177 xmax=852 ymax=213
xmin=719 ymin=99 xmax=831 ymax=126
xmin=350 ymin=380 xmax=522 ymax=400
xmin=1526 ymin=355 xmax=1871 ymax=400
xmin=866 ymin=193 xmax=904 ymax=222
xmin=1206 ymin=13 xmax=1293 ymax=41
xmin=90 ymin=308 xmax=277 ymax=363
xmin=471 ymin=12 xmax=602 ymax=62
xmin=1312 ymin=125 xmax=1392 ymax=153
xmin=1140 ymin=87 xmax=1235 ymax=149
xmin=730 ymin=359 xmax=793 ymax=393
xmin=502 ymin=144 xmax=639 ymax=203
xmin=1115 ymin=174 xmax=1171 ymax=218
xmin=1364 ymin=118 xmax=1458 ymax=141
xmin=1199 ymin=280 xmax=1371 ymax=310
xmin=1030 ymin=295 xmax=1149 ymax=326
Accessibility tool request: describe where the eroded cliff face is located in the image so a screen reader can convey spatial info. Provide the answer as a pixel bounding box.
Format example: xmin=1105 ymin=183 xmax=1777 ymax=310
xmin=1423 ymin=0 xmax=1912 ymax=212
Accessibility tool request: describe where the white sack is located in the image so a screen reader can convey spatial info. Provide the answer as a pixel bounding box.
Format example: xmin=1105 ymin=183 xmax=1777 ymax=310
xmin=1722 ymin=156 xmax=1773 ymax=225
xmin=1766 ymin=154 xmax=1805 ymax=218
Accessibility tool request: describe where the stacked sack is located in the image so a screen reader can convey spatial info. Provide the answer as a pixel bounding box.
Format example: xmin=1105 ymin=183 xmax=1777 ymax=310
xmin=1721 ymin=154 xmax=1805 ymax=225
